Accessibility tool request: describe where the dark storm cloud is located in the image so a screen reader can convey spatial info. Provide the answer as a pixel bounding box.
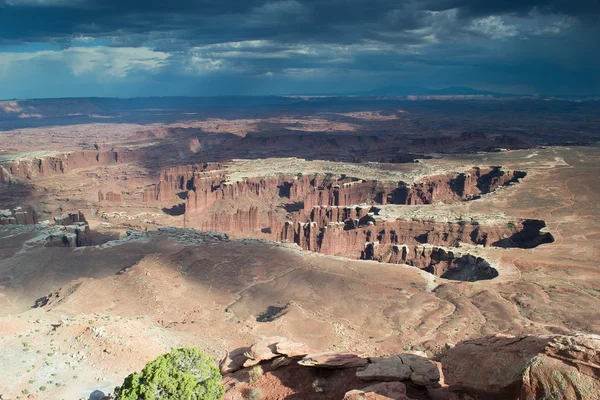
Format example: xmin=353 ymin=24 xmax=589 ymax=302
xmin=425 ymin=0 xmax=600 ymax=19
xmin=0 ymin=0 xmax=598 ymax=97
xmin=1 ymin=0 xmax=594 ymax=46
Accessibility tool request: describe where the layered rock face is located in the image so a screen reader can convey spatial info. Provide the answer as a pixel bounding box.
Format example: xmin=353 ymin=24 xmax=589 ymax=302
xmin=301 ymin=167 xmax=526 ymax=209
xmin=159 ymin=162 xmax=222 ymax=192
xmin=184 ymin=173 xmax=300 ymax=229
xmin=142 ymin=180 xmax=175 ymax=202
xmin=377 ymin=244 xmax=498 ymax=281
xmin=98 ymin=190 xmax=122 ymax=202
xmin=275 ymin=205 xmax=552 ymax=280
xmin=278 ymin=213 xmax=549 ymax=255
xmin=201 ymin=206 xmax=261 ymax=232
xmin=0 ymin=150 xmax=143 ymax=183
xmin=0 ymin=206 xmax=38 ymax=225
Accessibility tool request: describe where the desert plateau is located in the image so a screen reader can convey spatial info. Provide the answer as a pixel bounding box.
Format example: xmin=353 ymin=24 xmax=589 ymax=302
xmin=1 ymin=96 xmax=599 ymax=399
xmin=2 ymin=0 xmax=600 ymax=398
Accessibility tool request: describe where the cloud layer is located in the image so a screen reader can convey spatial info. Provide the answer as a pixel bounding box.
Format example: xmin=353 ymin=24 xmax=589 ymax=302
xmin=0 ymin=0 xmax=598 ymax=98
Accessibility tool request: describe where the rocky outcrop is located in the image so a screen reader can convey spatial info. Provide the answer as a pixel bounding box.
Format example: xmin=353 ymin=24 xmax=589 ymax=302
xmin=143 ymin=180 xmax=175 ymax=202
xmin=0 ymin=206 xmax=38 ymax=225
xmin=54 ymin=211 xmax=87 ymax=226
xmin=159 ymin=162 xmax=222 ymax=192
xmin=48 ymin=211 xmax=109 ymax=247
xmin=222 ymin=334 xmax=598 ymax=400
xmin=98 ymin=190 xmax=122 ymax=202
xmin=45 ymin=222 xmax=89 ymax=247
xmin=442 ymin=333 xmax=600 ymax=400
xmin=220 ymin=337 xmax=311 ymax=374
xmin=242 ymin=336 xmax=287 ymax=367
xmin=0 ymin=150 xmax=143 ymax=183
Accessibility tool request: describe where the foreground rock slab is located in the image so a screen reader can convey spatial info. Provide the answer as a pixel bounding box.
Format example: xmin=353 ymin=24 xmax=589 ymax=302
xmin=357 ymin=353 xmax=440 ymax=386
xmin=299 ymin=351 xmax=369 ymax=368
xmin=242 ymin=336 xmax=286 ymax=367
xmin=343 ymin=382 xmax=411 ymax=400
xmin=442 ymin=333 xmax=600 ymax=399
xmin=221 ymin=337 xmax=311 ymax=373
xmin=356 ymin=355 xmax=412 ymax=381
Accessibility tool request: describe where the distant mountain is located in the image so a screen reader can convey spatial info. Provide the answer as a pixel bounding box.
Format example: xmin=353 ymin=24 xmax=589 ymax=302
xmin=347 ymin=85 xmax=509 ymax=97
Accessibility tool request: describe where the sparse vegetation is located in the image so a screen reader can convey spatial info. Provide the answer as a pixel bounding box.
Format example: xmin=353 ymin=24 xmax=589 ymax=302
xmin=114 ymin=347 xmax=224 ymax=400
xmin=248 ymin=365 xmax=264 ymax=383
xmin=312 ymin=378 xmax=326 ymax=393
xmin=246 ymin=388 xmax=263 ymax=400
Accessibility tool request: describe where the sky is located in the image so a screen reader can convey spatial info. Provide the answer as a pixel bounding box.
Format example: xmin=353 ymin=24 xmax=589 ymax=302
xmin=0 ymin=0 xmax=598 ymax=99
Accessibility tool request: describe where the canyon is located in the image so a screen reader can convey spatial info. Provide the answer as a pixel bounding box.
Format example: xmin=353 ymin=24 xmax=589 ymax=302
xmin=0 ymin=98 xmax=598 ymax=399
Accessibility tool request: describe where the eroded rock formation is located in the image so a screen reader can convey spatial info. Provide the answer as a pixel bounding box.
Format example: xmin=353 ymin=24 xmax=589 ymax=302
xmin=98 ymin=190 xmax=122 ymax=202
xmin=278 ymin=214 xmax=551 ymax=255
xmin=143 ymin=180 xmax=175 ymax=202
xmin=0 ymin=206 xmax=38 ymax=225
xmin=300 ymin=167 xmax=526 ymax=209
xmin=176 ymin=166 xmax=526 ymax=235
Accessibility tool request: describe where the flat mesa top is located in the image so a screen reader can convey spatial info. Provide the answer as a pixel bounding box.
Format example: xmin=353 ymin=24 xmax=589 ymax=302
xmin=222 ymin=149 xmax=557 ymax=184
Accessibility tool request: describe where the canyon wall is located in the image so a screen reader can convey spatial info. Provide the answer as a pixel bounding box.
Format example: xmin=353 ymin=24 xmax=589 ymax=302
xmin=301 ymin=167 xmax=526 ymax=209
xmin=0 ymin=150 xmax=144 ymax=183
xmin=377 ymin=244 xmax=498 ymax=281
xmin=143 ymin=165 xmax=532 ymax=250
xmin=277 ymin=206 xmax=553 ymax=259
xmin=201 ymin=206 xmax=261 ymax=232
xmin=278 ymin=216 xmax=520 ymax=255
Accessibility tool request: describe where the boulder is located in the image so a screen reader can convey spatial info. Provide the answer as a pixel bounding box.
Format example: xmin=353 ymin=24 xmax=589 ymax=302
xmin=221 ymin=337 xmax=310 ymax=372
xmin=356 ymin=356 xmax=412 ymax=381
xmin=220 ymin=346 xmax=250 ymax=374
xmin=398 ymin=354 xmax=440 ymax=386
xmin=343 ymin=382 xmax=410 ymax=400
xmin=299 ymin=352 xmax=368 ymax=368
xmin=242 ymin=336 xmax=285 ymax=367
xmin=442 ymin=333 xmax=600 ymax=399
xmin=275 ymin=339 xmax=310 ymax=357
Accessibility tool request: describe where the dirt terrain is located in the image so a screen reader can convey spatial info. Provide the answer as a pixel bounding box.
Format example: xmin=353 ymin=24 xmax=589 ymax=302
xmin=0 ymin=98 xmax=599 ymax=399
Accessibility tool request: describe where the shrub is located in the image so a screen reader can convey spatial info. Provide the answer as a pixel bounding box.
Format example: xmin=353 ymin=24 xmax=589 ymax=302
xmin=246 ymin=388 xmax=263 ymax=400
xmin=312 ymin=378 xmax=326 ymax=393
xmin=248 ymin=365 xmax=263 ymax=383
xmin=114 ymin=347 xmax=225 ymax=400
